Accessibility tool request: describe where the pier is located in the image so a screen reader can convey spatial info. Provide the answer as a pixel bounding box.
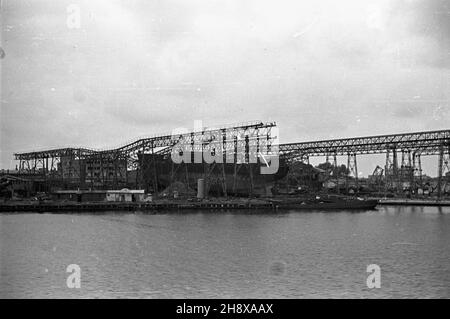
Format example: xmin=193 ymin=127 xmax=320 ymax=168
xmin=0 ymin=199 xmax=279 ymax=213
xmin=378 ymin=198 xmax=450 ymax=207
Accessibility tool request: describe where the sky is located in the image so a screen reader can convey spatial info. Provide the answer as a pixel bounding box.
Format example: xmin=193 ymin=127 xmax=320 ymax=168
xmin=0 ymin=0 xmax=449 ymax=175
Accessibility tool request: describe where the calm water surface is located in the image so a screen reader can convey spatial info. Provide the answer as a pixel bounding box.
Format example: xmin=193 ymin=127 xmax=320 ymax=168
xmin=1 ymin=206 xmax=449 ymax=298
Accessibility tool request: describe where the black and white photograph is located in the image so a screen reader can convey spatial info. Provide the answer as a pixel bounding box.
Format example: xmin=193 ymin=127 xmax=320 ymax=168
xmin=0 ymin=0 xmax=449 ymax=304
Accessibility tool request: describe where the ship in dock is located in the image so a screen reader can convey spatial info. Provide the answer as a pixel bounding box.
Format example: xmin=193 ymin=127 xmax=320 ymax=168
xmin=137 ymin=152 xmax=290 ymax=196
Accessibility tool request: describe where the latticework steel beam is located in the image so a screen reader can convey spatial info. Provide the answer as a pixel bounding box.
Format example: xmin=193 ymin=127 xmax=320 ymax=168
xmin=13 ymin=121 xmax=277 ymax=190
xmin=279 ymin=129 xmax=450 ymax=158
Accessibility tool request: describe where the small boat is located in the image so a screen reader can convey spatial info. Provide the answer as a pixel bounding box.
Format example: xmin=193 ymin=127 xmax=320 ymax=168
xmin=269 ymin=195 xmax=379 ymax=210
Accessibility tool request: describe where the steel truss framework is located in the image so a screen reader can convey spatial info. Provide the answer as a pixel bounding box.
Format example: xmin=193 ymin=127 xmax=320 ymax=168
xmin=137 ymin=123 xmax=278 ymax=196
xmin=279 ymin=129 xmax=450 ymax=157
xmin=14 ymin=121 xmax=277 ymax=195
xmin=279 ymin=129 xmax=450 ymax=197
xmin=13 ymin=126 xmax=450 ymax=197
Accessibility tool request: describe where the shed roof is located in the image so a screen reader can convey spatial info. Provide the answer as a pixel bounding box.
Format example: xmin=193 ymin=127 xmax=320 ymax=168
xmin=106 ymin=189 xmax=145 ymax=194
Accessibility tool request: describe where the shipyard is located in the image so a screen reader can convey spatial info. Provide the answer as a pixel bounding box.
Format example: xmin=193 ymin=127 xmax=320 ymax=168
xmin=1 ymin=0 xmax=450 ymax=302
xmin=0 ymin=122 xmax=449 ymax=212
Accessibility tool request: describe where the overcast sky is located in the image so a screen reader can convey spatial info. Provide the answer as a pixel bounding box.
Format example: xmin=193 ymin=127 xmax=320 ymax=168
xmin=1 ymin=0 xmax=449 ymax=175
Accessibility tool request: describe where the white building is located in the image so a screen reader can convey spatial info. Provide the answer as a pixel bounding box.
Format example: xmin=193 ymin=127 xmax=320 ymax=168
xmin=106 ymin=189 xmax=145 ymax=202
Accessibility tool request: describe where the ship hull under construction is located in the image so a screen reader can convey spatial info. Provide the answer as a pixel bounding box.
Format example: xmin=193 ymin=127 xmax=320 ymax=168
xmin=138 ymin=153 xmax=289 ymax=196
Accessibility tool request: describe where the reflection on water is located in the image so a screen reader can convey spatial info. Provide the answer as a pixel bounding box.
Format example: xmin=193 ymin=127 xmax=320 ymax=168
xmin=1 ymin=206 xmax=449 ymax=298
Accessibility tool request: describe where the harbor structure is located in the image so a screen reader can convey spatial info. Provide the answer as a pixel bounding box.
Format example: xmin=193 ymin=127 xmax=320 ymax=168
xmin=7 ymin=122 xmax=450 ymax=199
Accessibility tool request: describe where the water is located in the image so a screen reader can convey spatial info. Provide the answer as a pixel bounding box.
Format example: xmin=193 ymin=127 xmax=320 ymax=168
xmin=1 ymin=206 xmax=449 ymax=298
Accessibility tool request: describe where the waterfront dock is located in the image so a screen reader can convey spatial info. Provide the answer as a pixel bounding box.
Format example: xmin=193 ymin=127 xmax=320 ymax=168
xmin=378 ymin=198 xmax=450 ymax=206
xmin=2 ymin=197 xmax=450 ymax=213
xmin=0 ymin=199 xmax=279 ymax=213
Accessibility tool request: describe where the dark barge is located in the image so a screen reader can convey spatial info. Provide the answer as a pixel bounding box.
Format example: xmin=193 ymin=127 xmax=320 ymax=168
xmin=0 ymin=196 xmax=379 ymax=213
